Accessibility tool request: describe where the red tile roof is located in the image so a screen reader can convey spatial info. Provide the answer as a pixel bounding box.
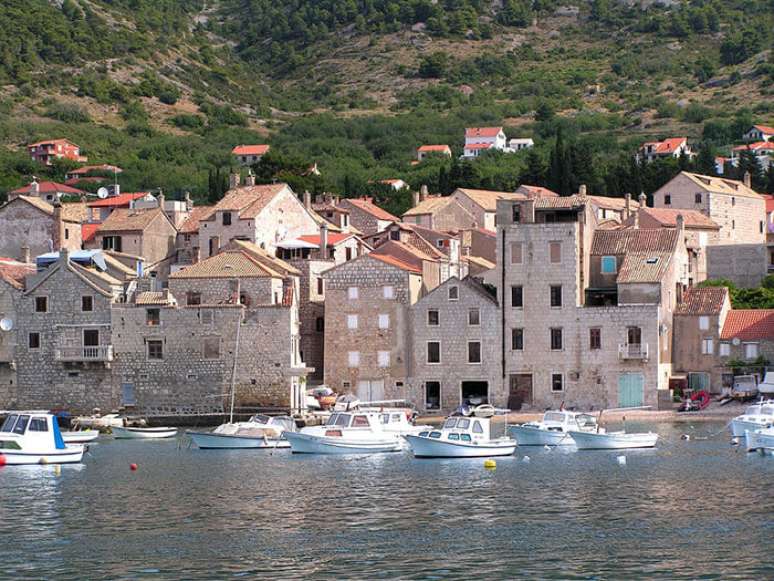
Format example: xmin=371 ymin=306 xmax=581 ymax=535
xmin=68 ymin=164 xmax=122 ymax=175
xmin=764 ymin=194 xmax=774 ymax=214
xmin=465 ymin=127 xmax=502 ymax=138
xmin=207 ymin=184 xmax=288 ymax=219
xmin=675 ymin=287 xmax=728 ymax=315
xmin=179 ymin=205 xmax=214 ymax=234
xmin=591 ymin=228 xmax=678 ymax=254
xmin=517 ymin=185 xmax=559 ymax=198
xmin=753 ymin=125 xmax=774 ymax=135
xmin=232 ymin=144 xmax=269 ymax=156
xmin=298 ymin=233 xmax=354 ymax=246
xmin=464 ymin=143 xmax=494 ymax=150
xmin=97 ymin=208 xmax=164 ymax=232
xmin=82 ymin=223 xmax=100 ymax=243
xmin=732 ymin=142 xmax=774 ymax=152
xmin=635 ymin=208 xmax=720 ymax=230
xmin=27 ymin=138 xmax=78 ymax=148
xmin=341 ymin=197 xmax=399 ymax=222
xmin=10 ymin=181 xmax=85 ymax=195
xmin=87 ymin=192 xmax=148 ymax=208
xmin=641 ymin=137 xmax=687 ymax=154
xmin=417 ymin=145 xmax=451 ymax=153
xmin=721 ymin=310 xmax=774 ymax=341
xmin=370 ymin=253 xmax=423 ymax=274
xmin=0 ymin=257 xmax=34 ymax=289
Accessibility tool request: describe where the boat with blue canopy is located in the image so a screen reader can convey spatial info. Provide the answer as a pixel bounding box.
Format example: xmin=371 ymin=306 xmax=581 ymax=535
xmin=0 ymin=412 xmax=86 ymax=465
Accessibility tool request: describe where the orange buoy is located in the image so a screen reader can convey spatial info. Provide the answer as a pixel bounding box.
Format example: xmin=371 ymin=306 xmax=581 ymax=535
xmin=0 ymin=454 xmax=6 ymax=467
xmin=130 ymin=463 xmax=138 ymax=471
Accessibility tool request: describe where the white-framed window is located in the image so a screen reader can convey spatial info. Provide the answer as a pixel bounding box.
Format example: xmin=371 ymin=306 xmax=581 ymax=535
xmin=701 ymin=338 xmax=714 ymax=355
xmin=378 ymin=314 xmax=390 ymax=329
xmin=427 ymin=309 xmax=439 ymax=326
xmin=719 ymin=342 xmax=730 ymax=357
xmin=347 ymin=314 xmax=358 ymax=329
xmin=348 ymin=286 xmax=359 ymax=300
xmin=347 ymin=351 xmax=360 ymax=367
xmin=744 ymin=343 xmax=759 ymax=359
xmin=551 ymin=373 xmax=564 ymax=392
xmin=699 ymin=316 xmax=709 ymax=331
xmin=383 ymin=285 xmax=394 ymax=299
xmin=378 ymin=351 xmax=390 ymax=368
xmin=468 ymin=308 xmax=480 ymax=326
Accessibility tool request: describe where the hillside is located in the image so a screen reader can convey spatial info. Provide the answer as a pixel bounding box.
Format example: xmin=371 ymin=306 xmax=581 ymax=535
xmin=0 ymin=0 xmax=772 ymax=209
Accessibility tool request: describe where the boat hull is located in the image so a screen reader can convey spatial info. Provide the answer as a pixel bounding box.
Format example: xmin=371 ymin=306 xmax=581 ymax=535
xmin=568 ymin=431 xmax=658 ymax=450
xmin=730 ymin=418 xmax=772 ymax=438
xmin=745 ymin=429 xmax=774 ymax=455
xmin=62 ymin=430 xmax=99 ymax=444
xmin=508 ymin=425 xmax=573 ymax=446
xmin=112 ymin=427 xmax=177 ymax=439
xmin=284 ymin=431 xmax=401 ymax=455
xmin=187 ymin=430 xmax=290 ymax=449
xmin=1 ymin=446 xmax=85 ymax=465
xmin=404 ymin=435 xmax=516 ymax=458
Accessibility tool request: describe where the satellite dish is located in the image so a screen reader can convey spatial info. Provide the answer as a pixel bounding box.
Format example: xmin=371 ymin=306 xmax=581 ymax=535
xmin=732 ymin=337 xmax=741 ymax=346
xmin=97 ymin=187 xmax=109 ymax=199
xmin=0 ymin=318 xmax=13 ymax=332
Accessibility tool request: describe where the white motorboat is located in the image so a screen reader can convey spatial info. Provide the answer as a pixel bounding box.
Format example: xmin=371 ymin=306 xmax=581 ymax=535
xmin=730 ymin=401 xmax=774 ymax=438
xmin=404 ymin=413 xmax=517 ymax=458
xmin=0 ymin=412 xmax=85 ymax=465
xmin=61 ymin=429 xmax=100 ymax=444
xmin=509 ymin=410 xmax=601 ymax=446
xmin=284 ymin=411 xmax=402 ymax=454
xmin=112 ymin=426 xmax=178 ymax=439
xmin=745 ymin=426 xmax=774 ymax=455
xmin=567 ymin=429 xmax=658 ymax=450
xmin=187 ymin=414 xmax=296 ymax=449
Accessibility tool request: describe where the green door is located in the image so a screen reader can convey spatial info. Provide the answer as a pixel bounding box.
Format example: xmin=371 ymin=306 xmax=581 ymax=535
xmin=618 ymin=373 xmax=644 ymax=407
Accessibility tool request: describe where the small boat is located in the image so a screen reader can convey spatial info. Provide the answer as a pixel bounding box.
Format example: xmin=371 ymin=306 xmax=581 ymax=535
xmin=284 ymin=411 xmax=402 ymax=454
xmin=568 ymin=430 xmax=658 ymax=450
xmin=405 ymin=410 xmax=517 ymax=458
xmin=112 ymin=426 xmax=177 ymax=439
xmin=730 ymin=400 xmax=774 ymax=438
xmin=61 ymin=429 xmax=100 ymax=444
xmin=745 ymin=426 xmax=774 ymax=455
xmin=509 ymin=410 xmax=600 ymax=446
xmin=677 ymin=389 xmax=711 ymax=413
xmin=0 ymin=412 xmax=85 ymax=465
xmin=71 ymin=412 xmax=125 ymax=429
xmin=187 ymin=414 xmax=296 ymax=449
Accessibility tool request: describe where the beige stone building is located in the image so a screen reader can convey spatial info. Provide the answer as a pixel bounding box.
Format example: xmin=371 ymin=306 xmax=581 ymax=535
xmin=175 ymin=205 xmax=213 ymax=266
xmin=402 ymin=194 xmax=477 ymax=231
xmin=337 ymin=197 xmax=398 ymax=236
xmin=0 ymin=196 xmax=84 ymax=261
xmin=0 ymin=259 xmax=35 ymax=405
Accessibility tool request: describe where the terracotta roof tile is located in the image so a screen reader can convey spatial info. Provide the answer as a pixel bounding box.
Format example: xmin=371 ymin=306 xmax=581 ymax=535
xmin=616 ymin=251 xmax=672 ymax=283
xmin=82 ymin=223 xmax=100 ymax=243
xmin=454 ymin=188 xmax=525 ymax=211
xmin=0 ymin=258 xmax=34 ymax=289
xmin=369 ymin=253 xmax=423 ymax=274
xmin=720 ymin=310 xmax=774 ymax=341
xmin=680 ymin=172 xmax=761 ymax=199
xmin=635 ymin=208 xmax=720 ymax=230
xmin=178 ymin=205 xmax=214 ymax=234
xmin=297 ymin=233 xmax=354 ymax=246
xmin=135 ymin=291 xmax=171 ymax=305
xmin=591 ymin=229 xmax=678 ymax=255
xmin=675 ymin=287 xmax=728 ymax=315
xmin=640 ymin=137 xmax=687 ymax=155
xmin=232 ymin=144 xmax=269 ymax=156
xmin=226 ymin=240 xmax=302 ymax=277
xmin=170 ymin=250 xmax=280 ymax=279
xmin=753 ymin=124 xmax=774 ymax=135
xmin=417 ymin=145 xmax=451 ymax=153
xmin=14 ymin=195 xmax=53 ymax=215
xmin=87 ymin=192 xmax=148 ymax=208
xmin=516 ymin=185 xmax=559 ymax=197
xmin=340 ymin=197 xmax=399 ymax=222
xmin=207 ymin=184 xmax=289 ymax=219
xmin=465 ymin=127 xmax=502 ymax=138
xmin=97 ymin=208 xmax=164 ymax=232
xmin=10 ymin=181 xmax=85 ymax=195
xmin=403 ymin=196 xmax=453 ymax=217
xmin=732 ymin=141 xmax=774 ymax=152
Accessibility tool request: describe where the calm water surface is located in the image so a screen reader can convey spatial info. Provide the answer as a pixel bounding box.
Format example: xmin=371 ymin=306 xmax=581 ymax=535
xmin=0 ymin=421 xmax=772 ymax=580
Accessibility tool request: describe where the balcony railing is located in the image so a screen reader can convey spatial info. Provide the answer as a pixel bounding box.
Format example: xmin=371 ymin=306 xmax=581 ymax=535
xmin=618 ymin=343 xmax=648 ymax=361
xmin=55 ymin=345 xmax=114 ymax=362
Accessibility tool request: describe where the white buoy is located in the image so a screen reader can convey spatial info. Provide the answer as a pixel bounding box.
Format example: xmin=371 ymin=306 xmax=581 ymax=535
xmin=523 ymin=455 xmax=530 ymax=462
xmin=544 ymin=444 xmax=551 ymax=450
xmin=681 ymin=434 xmax=691 ymax=441
xmin=617 ymin=455 xmax=627 ymax=466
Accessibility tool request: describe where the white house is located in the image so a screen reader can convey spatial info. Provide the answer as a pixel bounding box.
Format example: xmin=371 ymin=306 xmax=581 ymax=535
xmin=637 ymin=138 xmax=692 ymax=163
xmin=463 ymin=127 xmax=509 ymax=158
xmin=743 ymin=125 xmax=774 ymax=143
xmin=730 ymin=142 xmax=774 ymax=171
xmin=231 ymin=144 xmax=270 ymax=166
xmin=509 ymin=138 xmax=534 ymax=151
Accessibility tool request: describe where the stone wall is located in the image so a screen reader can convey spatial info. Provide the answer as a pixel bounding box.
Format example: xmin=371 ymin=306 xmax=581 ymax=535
xmin=0 ymin=282 xmax=23 ymax=407
xmin=0 ymin=200 xmax=72 ymax=260
xmin=706 ymin=244 xmax=767 ymax=288
xmin=168 ymin=276 xmax=279 ymax=306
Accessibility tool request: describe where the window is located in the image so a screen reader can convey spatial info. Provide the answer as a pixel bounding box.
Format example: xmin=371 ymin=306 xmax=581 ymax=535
xmin=550 ymin=328 xmax=563 ymax=351
xmin=732 ymin=197 xmax=735 ymax=207
xmin=511 ymin=285 xmax=523 ymax=308
xmin=390 ymin=230 xmax=400 ymax=241
xmin=315 ymin=317 xmax=324 ymax=333
xmin=472 ymin=421 xmax=483 ymax=434
xmin=695 ymin=193 xmax=702 ymax=204
xmin=627 ymin=326 xmax=642 ymax=345
xmin=29 ymin=418 xmax=48 ymax=432
xmin=512 ymin=328 xmax=524 ymax=351
xmin=761 ymin=221 xmax=765 ymax=234
xmin=448 ymin=286 xmax=459 ymax=301
xmin=383 ymin=286 xmax=394 ymax=299
xmin=28 ymin=332 xmax=41 ymax=349
xmin=83 ymin=329 xmax=99 ymax=347
xmin=35 ymin=296 xmax=48 ymax=313
xmin=701 ymin=338 xmax=714 ymax=355
xmin=203 ymin=337 xmax=220 ymax=359
xmin=664 ymin=194 xmax=671 ymax=205
xmin=732 ymin=220 xmax=735 ymax=230
xmin=352 ymin=415 xmax=369 ymax=427
xmin=378 ymin=314 xmax=390 ymax=329
xmin=317 ymin=278 xmax=324 ymax=295
xmin=427 ymin=341 xmax=441 ymax=364
xmin=200 ymin=309 xmax=214 ymax=325
xmin=512 ymin=205 xmax=521 ymax=223
xmin=601 ymin=256 xmax=617 ymax=274
xmin=81 ymin=296 xmax=93 ymax=312
xmin=699 ymin=316 xmax=709 ymax=331
xmin=550 ymin=285 xmax=562 ymax=308
xmin=744 ymin=343 xmax=759 ymax=360
xmin=468 ymin=308 xmax=480 ymax=326
xmin=590 ymin=328 xmax=601 ymax=350
xmin=64 ymin=228 xmax=69 ymax=240
xmin=549 ymin=242 xmax=562 ymax=263
xmin=147 ymin=340 xmax=163 ymax=360
xmin=146 ymin=308 xmax=160 ymax=326
xmin=427 ymin=309 xmax=439 ymax=326
xmin=511 ymin=242 xmax=522 ymax=264
xmin=222 ymin=211 xmax=232 ymax=226
xmin=551 ymin=373 xmax=564 ymax=392
xmin=102 ymin=235 xmax=122 ymax=252
xmin=346 ymin=247 xmax=353 ymax=261
xmin=347 ymin=351 xmax=360 ymax=367
xmin=187 ymin=292 xmax=202 ymax=306
xmin=378 ymin=351 xmax=390 ymax=368
xmin=348 ymin=287 xmax=359 ymax=300
xmin=468 ymin=341 xmax=481 ymax=364
xmin=347 ymin=314 xmax=358 ymax=329
xmin=719 ymin=342 xmax=730 ymax=357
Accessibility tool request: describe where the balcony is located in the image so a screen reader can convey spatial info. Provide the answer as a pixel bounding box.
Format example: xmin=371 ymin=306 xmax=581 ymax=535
xmin=55 ymin=345 xmax=114 ymax=363
xmin=618 ymin=343 xmax=648 ymax=361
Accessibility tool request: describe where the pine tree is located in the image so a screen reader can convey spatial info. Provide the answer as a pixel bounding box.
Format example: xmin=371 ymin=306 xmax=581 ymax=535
xmin=520 ymin=149 xmax=547 ymax=186
xmin=694 ymin=143 xmax=717 ymax=175
xmin=548 ymin=127 xmax=566 ymax=194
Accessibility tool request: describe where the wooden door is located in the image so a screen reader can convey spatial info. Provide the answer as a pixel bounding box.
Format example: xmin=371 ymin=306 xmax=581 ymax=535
xmin=508 ymin=374 xmax=533 ymax=410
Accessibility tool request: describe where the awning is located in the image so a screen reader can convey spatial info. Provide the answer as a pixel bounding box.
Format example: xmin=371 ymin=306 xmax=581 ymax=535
xmin=36 ymin=249 xmax=107 ymax=271
xmin=276 ymin=239 xmax=318 ymax=250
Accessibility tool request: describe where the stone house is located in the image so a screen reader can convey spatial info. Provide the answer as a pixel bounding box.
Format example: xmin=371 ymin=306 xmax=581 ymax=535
xmin=86 ymin=191 xmax=150 ymax=223
xmin=672 ymin=286 xmax=731 ymax=393
xmin=337 ymin=197 xmax=399 ymax=236
xmin=197 ymin=181 xmax=318 ymax=258
xmin=175 ymin=205 xmax=214 ymax=266
xmin=450 ymin=188 xmax=524 ymax=231
xmin=496 ymin=193 xmax=690 ymax=411
xmin=402 ymin=191 xmax=478 ymax=231
xmin=8 ymin=180 xmax=86 ymax=203
xmin=652 ymin=171 xmax=766 ymax=286
xmin=322 ymin=252 xmax=423 ymax=401
xmin=0 ymin=196 xmax=84 ymax=261
xmin=716 ymin=309 xmax=774 ymax=389
xmin=407 ymin=276 xmax=501 ymax=413
xmin=0 ymin=259 xmax=35 ymax=407
xmin=13 ymin=250 xmax=122 ymax=413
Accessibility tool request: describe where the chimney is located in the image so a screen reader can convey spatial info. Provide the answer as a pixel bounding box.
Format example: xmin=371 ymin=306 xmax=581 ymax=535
xmin=59 ymin=247 xmax=70 ymax=265
xmin=157 ymin=192 xmax=165 ymax=209
xmin=624 ymin=193 xmax=631 ymax=220
xmin=743 ymin=171 xmax=751 ymax=189
xmin=412 ymin=190 xmax=420 ymax=208
xmin=184 ymin=191 xmax=193 ymax=211
xmin=639 ymin=191 xmax=646 ymax=209
xmin=633 ymin=209 xmax=639 ymax=229
xmin=319 ymin=222 xmax=329 ymax=260
xmin=676 ymin=213 xmax=685 ymax=236
xmin=578 ymin=184 xmax=587 ymax=197
xmin=420 ymin=184 xmax=429 ymax=202
xmin=303 ymin=190 xmax=312 ymax=210
xmin=229 ymin=172 xmax=240 ymax=190
xmin=244 ymin=169 xmax=256 ymax=187
xmin=30 ymin=177 xmax=39 ymax=197
xmin=51 ymin=200 xmax=64 ymax=251
xmin=20 ymin=245 xmax=30 ymax=264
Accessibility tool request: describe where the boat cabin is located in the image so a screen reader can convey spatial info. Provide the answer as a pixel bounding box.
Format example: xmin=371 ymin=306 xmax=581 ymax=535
xmin=324 ymin=412 xmax=381 ymax=434
xmin=541 ymin=411 xmax=598 ymax=432
xmin=418 ymin=415 xmax=494 ymax=443
xmin=249 ymin=414 xmax=296 ymax=431
xmin=0 ymin=413 xmax=65 ymax=451
xmin=742 ymin=403 xmax=774 ymax=418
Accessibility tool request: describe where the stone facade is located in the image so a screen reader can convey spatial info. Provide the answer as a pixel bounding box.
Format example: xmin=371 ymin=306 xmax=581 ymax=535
xmin=337 ymin=198 xmax=396 ymax=236
xmin=407 ymin=277 xmax=501 ymax=413
xmin=0 ymin=197 xmax=81 ymax=261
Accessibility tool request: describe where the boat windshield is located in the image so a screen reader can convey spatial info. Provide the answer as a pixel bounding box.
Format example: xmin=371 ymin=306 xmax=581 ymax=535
xmin=744 ymin=405 xmax=762 ymax=416
xmin=457 ymin=418 xmax=470 ymax=430
xmin=761 ymin=405 xmax=774 ymax=416
xmin=250 ymin=414 xmax=271 ymax=424
xmin=575 ymin=414 xmax=598 ymax=429
xmin=327 ymin=413 xmax=350 ymax=427
xmin=13 ymin=415 xmax=30 ymax=435
xmin=0 ymin=414 xmax=18 ymax=432
xmin=443 ymin=417 xmax=458 ymax=429
xmin=544 ymin=412 xmax=566 ymax=423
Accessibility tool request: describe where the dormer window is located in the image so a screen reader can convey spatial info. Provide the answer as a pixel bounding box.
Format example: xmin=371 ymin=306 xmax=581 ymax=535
xmin=664 ymin=195 xmax=671 ymax=205
xmin=222 ymin=212 xmax=232 ymax=226
xmin=390 ymin=230 xmax=400 ymax=241
xmin=448 ymin=286 xmax=459 ymax=301
xmin=512 ymin=205 xmax=521 ymax=223
xmin=694 ymin=193 xmax=702 ymax=204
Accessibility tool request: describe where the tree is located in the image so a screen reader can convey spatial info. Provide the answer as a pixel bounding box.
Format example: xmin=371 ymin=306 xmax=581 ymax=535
xmin=417 ymin=52 xmax=449 ymax=79
xmin=519 ymin=149 xmax=547 ymax=186
xmin=693 ymin=143 xmax=717 ymax=176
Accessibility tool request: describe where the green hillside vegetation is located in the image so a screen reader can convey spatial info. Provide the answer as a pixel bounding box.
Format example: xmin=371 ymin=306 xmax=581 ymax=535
xmin=0 ymin=0 xmax=772 ymax=213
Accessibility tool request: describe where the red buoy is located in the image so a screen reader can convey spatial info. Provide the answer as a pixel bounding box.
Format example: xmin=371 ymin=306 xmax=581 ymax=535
xmin=130 ymin=463 xmax=138 ymax=471
xmin=0 ymin=454 xmax=6 ymax=467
